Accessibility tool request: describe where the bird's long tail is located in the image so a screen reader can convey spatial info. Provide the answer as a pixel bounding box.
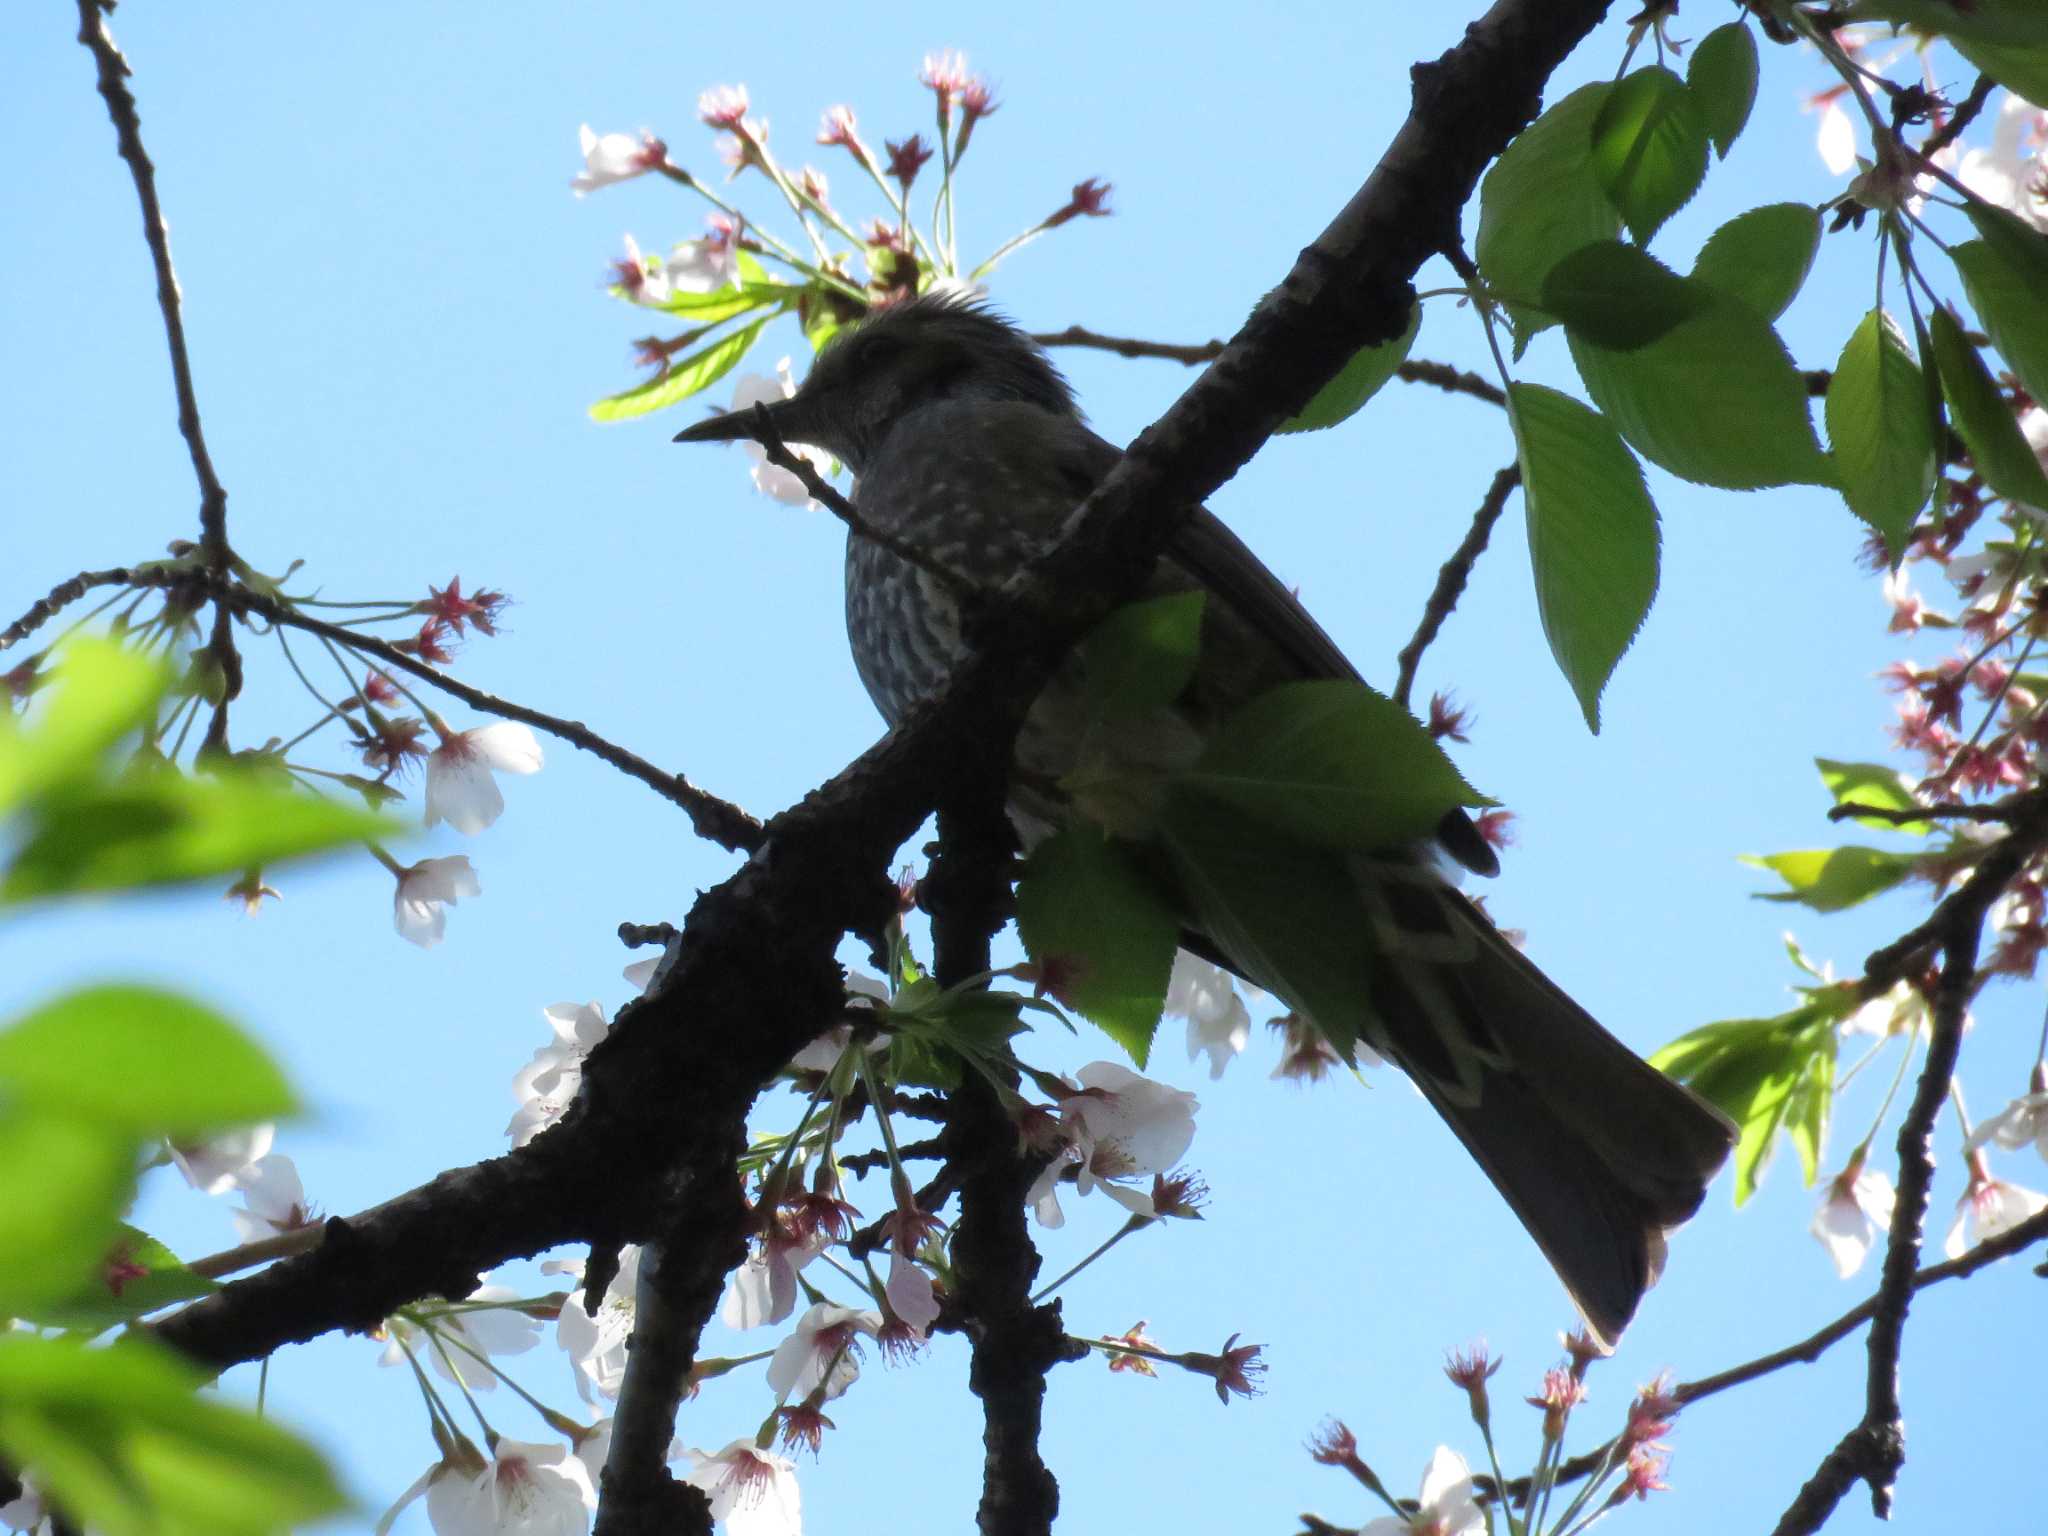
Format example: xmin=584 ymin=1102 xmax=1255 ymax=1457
xmin=1352 ymin=860 xmax=1735 ymax=1344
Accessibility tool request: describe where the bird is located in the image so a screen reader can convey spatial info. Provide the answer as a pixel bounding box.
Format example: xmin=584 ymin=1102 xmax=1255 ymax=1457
xmin=676 ymin=293 xmax=1734 ymax=1344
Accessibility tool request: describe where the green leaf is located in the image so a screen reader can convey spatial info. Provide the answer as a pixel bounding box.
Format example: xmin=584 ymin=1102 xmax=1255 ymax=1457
xmin=1015 ymin=825 xmax=1180 ymax=1065
xmin=1507 ymin=384 xmax=1661 ymax=732
xmin=1929 ymin=303 xmax=2048 ymax=510
xmin=1651 ymin=1005 xmax=1838 ymax=1204
xmin=0 ymin=638 xmax=167 ymax=815
xmin=1589 ymin=66 xmax=1711 ymax=244
xmin=1817 ymin=758 xmax=1930 ymax=834
xmin=0 ymin=984 xmax=295 ymax=1133
xmin=589 ymin=316 xmax=769 ymax=422
xmin=1156 ymin=796 xmax=1374 ymax=1059
xmin=1689 ymin=203 xmax=1821 ymax=322
xmin=0 ymin=1334 xmax=350 ymax=1536
xmin=1079 ymin=592 xmax=1207 ymax=719
xmin=1687 ymin=22 xmax=1759 ymax=158
xmin=3 ymin=772 xmax=395 ymax=903
xmin=1538 ymin=241 xmax=1708 ymax=350
xmin=1827 ymin=309 xmax=1938 ymax=549
xmin=650 ymin=281 xmax=787 ymax=323
xmin=1954 ymin=215 xmax=2048 ymax=409
xmin=1278 ymin=303 xmax=1420 ymax=432
xmin=0 ymin=1111 xmax=137 ymax=1316
xmin=1742 ymin=846 xmax=1918 ymax=911
xmin=28 ymin=1224 xmax=217 ymax=1331
xmin=1178 ymin=680 xmax=1494 ymax=851
xmin=1568 ymin=293 xmax=1831 ymax=489
xmin=1846 ymin=0 xmax=2048 ymax=104
xmin=1475 ymin=82 xmax=1621 ymax=355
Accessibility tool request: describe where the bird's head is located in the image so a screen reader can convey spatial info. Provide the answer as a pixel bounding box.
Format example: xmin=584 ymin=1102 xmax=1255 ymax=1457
xmin=672 ymin=293 xmax=1077 ymax=473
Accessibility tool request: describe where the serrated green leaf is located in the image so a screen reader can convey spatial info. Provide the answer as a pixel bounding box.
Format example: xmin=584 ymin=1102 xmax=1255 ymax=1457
xmin=1079 ymin=592 xmax=1207 ymax=720
xmin=1651 ymin=1004 xmax=1836 ymax=1204
xmin=1929 ymin=303 xmax=2048 ymax=510
xmin=0 ymin=1334 xmax=350 ymax=1536
xmin=651 ymin=281 xmax=787 ymax=323
xmin=27 ymin=1224 xmax=218 ymax=1331
xmin=1178 ymin=681 xmax=1494 ymax=850
xmin=1569 ymin=293 xmax=1832 ymax=489
xmin=1742 ymin=846 xmax=1917 ymax=911
xmin=1475 ymin=82 xmax=1621 ymax=355
xmin=1846 ymin=0 xmax=2048 ymax=104
xmin=1828 ymin=309 xmax=1938 ymax=548
xmin=1954 ymin=216 xmax=2048 ymax=409
xmin=0 ymin=1111 xmax=137 ymax=1316
xmin=0 ymin=984 xmax=294 ymax=1134
xmin=1538 ymin=242 xmax=1708 ymax=350
xmin=1589 ymin=66 xmax=1711 ymax=244
xmin=1015 ymin=825 xmax=1179 ymax=1065
xmin=1689 ymin=203 xmax=1821 ymax=322
xmin=1507 ymin=383 xmax=1660 ymax=732
xmin=1688 ymin=22 xmax=1759 ymax=158
xmin=1817 ymin=758 xmax=1930 ymax=834
xmin=589 ymin=316 xmax=769 ymax=422
xmin=1156 ymin=796 xmax=1371 ymax=1059
xmin=0 ymin=638 xmax=168 ymax=815
xmin=3 ymin=773 xmax=395 ymax=903
xmin=1278 ymin=303 xmax=1420 ymax=432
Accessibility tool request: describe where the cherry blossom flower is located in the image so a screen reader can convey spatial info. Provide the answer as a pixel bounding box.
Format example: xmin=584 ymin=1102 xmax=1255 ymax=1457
xmin=665 ymin=234 xmax=737 ymax=295
xmin=394 ymin=855 xmax=482 ymax=949
xmin=1359 ymin=1446 xmax=1483 ymax=1536
xmin=1025 ymin=1062 xmax=1198 ymax=1227
xmin=816 ymin=105 xmax=860 ymax=149
xmin=679 ymin=1440 xmax=801 ymax=1536
xmin=1527 ymin=1365 xmax=1588 ymax=1440
xmin=1967 ymin=1078 xmax=2048 ymax=1164
xmin=1443 ymin=1342 xmax=1502 ymax=1428
xmin=1812 ymin=1154 xmax=1896 ymax=1277
xmin=426 ymin=1437 xmax=596 ymax=1536
xmin=885 ymin=1249 xmax=941 ymax=1337
xmin=1107 ymin=1320 xmax=1160 ymax=1375
xmin=611 ymin=233 xmax=672 ymax=307
xmin=1956 ymin=93 xmax=2048 ymax=233
xmin=572 ymin=125 xmax=666 ymax=197
xmin=1167 ymin=953 xmax=1254 ymax=1080
xmin=420 ymin=577 xmax=509 ymax=637
xmin=223 ymin=870 xmax=280 ymax=916
xmin=425 ymin=721 xmax=544 ymax=834
xmin=1614 ymin=1443 xmax=1672 ymax=1503
xmin=884 ymin=135 xmax=933 ymax=187
xmin=1814 ymin=96 xmax=1859 ymax=176
xmin=721 ymin=1215 xmax=828 ymax=1330
xmin=698 ymin=84 xmax=751 ymax=130
xmin=623 ymin=955 xmax=660 ymax=992
xmin=1883 ymin=566 xmax=1925 ymax=634
xmin=919 ymin=51 xmax=972 ymax=104
xmin=1945 ymin=1152 xmax=2048 ymax=1258
xmin=231 ymin=1153 xmax=317 ymax=1242
xmin=382 ymin=1284 xmax=542 ymax=1393
xmin=1270 ymin=1011 xmax=1348 ymax=1083
xmin=548 ymin=1243 xmax=640 ymax=1404
xmin=508 ymin=1003 xmax=609 ymax=1149
xmin=725 ymin=360 xmax=832 ymax=507
xmin=167 ymin=1123 xmax=275 ymax=1194
xmin=767 ymin=1302 xmax=882 ymax=1404
xmin=1841 ymin=977 xmax=1933 ymax=1039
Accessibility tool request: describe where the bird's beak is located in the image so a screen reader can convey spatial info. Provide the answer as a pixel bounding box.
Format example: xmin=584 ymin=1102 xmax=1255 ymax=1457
xmin=672 ymin=396 xmax=813 ymax=446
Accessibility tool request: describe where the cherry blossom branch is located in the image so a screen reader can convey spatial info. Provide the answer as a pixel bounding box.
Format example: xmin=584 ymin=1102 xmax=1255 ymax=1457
xmin=1827 ymin=799 xmax=2017 ymax=825
xmin=0 ymin=566 xmax=146 ymax=653
xmin=187 ymin=1224 xmax=327 ymax=1280
xmin=116 ymin=567 xmax=765 ymax=855
xmin=1920 ymin=73 xmax=1996 ymax=161
xmin=1032 ymin=325 xmax=1514 ymax=413
xmin=1393 ymin=464 xmax=1520 ymax=708
xmin=1774 ymin=791 xmax=2048 ymax=1532
xmin=1481 ymin=1204 xmax=2048 ymax=1505
xmin=77 ymin=1 xmax=244 ymax=753
xmin=743 ymin=403 xmax=986 ymax=607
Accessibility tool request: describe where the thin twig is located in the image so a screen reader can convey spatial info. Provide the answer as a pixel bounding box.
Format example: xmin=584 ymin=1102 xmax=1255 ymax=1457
xmin=1395 ymin=358 xmax=1507 ymax=408
xmin=0 ymin=567 xmax=143 ymax=652
xmin=1921 ymin=73 xmax=1996 ymax=160
xmin=117 ymin=566 xmax=765 ymax=854
xmin=1030 ymin=326 xmax=1225 ymax=365
xmin=1828 ymin=799 xmax=2015 ymax=826
xmin=746 ymin=404 xmax=984 ymax=606
xmin=1394 ymin=465 xmax=1521 ymax=707
xmin=77 ymin=1 xmax=244 ymax=750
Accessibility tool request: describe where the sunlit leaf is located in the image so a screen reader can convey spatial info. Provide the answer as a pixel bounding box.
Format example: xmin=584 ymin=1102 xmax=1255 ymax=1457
xmin=1688 ymin=22 xmax=1759 ymax=158
xmin=1589 ymin=66 xmax=1710 ymax=243
xmin=1741 ymin=846 xmax=1917 ymax=911
xmin=1689 ymin=203 xmax=1820 ymax=321
xmin=589 ymin=316 xmax=769 ymax=422
xmin=1827 ymin=309 xmax=1937 ymax=549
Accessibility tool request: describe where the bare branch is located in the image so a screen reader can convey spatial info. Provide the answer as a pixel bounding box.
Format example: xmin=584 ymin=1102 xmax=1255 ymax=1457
xmin=1394 ymin=465 xmax=1520 ymax=707
xmin=1828 ymin=799 xmax=2016 ymax=826
xmin=1396 ymin=358 xmax=1507 ymax=408
xmin=0 ymin=567 xmax=142 ymax=653
xmin=1031 ymin=326 xmax=1225 ymax=366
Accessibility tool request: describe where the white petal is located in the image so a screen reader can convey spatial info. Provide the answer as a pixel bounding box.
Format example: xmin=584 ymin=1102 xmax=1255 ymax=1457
xmin=425 ymin=751 xmax=506 ymax=835
xmin=1417 ymin=1445 xmax=1473 ymax=1510
xmin=470 ymin=721 xmax=545 ymax=774
xmin=1817 ymin=100 xmax=1859 ymax=176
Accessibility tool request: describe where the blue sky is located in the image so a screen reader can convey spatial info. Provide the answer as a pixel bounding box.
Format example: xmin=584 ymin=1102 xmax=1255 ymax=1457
xmin=2 ymin=4 xmax=2037 ymax=1533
